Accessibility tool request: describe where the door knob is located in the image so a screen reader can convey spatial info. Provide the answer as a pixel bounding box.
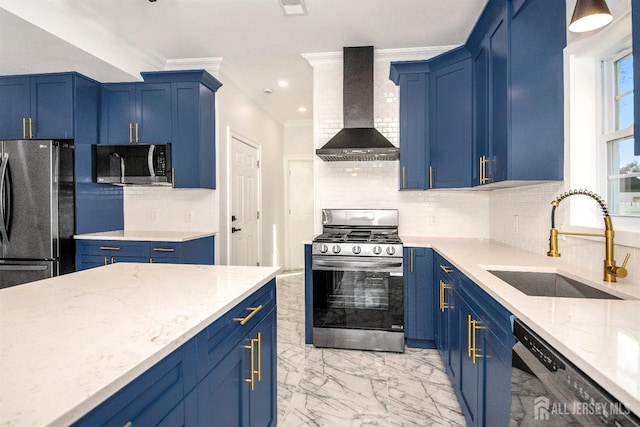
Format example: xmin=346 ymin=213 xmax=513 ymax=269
xmin=232 ymin=215 xmax=237 ymax=221
xmin=232 ymin=227 xmax=242 ymax=233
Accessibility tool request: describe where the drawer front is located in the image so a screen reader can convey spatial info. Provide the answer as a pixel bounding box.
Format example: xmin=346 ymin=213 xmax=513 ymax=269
xmin=196 ymin=279 xmax=276 ymax=381
xmin=149 ymin=241 xmax=182 ymax=260
xmin=73 ymin=338 xmax=196 ymax=427
xmin=76 ymin=240 xmax=149 ymax=258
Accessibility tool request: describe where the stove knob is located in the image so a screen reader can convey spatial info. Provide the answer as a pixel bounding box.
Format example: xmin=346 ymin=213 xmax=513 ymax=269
xmin=332 ymin=245 xmax=342 ymax=254
xmin=386 ymin=246 xmax=396 ymax=256
xmin=372 ymin=246 xmax=382 ymax=255
xmin=319 ymin=244 xmax=329 ymax=254
xmin=352 ymin=245 xmax=361 ymax=254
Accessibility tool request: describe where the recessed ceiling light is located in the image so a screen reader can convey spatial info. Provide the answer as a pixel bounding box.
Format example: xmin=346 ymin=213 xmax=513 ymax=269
xmin=278 ymin=80 xmax=289 ymax=87
xmin=298 ymin=107 xmax=307 ymax=113
xmin=279 ymin=0 xmax=307 ymax=16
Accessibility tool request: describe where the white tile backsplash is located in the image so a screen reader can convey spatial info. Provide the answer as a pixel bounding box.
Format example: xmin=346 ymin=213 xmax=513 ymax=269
xmin=123 ymin=187 xmax=218 ymax=233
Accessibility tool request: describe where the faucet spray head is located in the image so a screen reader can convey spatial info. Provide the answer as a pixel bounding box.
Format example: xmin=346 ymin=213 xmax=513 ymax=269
xmin=547 ymin=228 xmax=560 ymax=257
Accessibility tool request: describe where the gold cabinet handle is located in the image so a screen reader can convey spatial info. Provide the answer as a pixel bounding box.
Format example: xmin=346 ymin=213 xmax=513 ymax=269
xmin=123 ymin=422 xmax=132 ymax=427
xmin=111 ymin=257 xmax=115 ymax=264
xmin=467 ymin=315 xmax=473 ymax=358
xmin=256 ymin=332 xmax=262 ymax=381
xmin=29 ymin=117 xmax=33 ymax=139
xmin=439 ymin=280 xmax=451 ymax=312
xmin=467 ymin=315 xmax=486 ymax=364
xmin=99 ymin=246 xmax=121 ymax=251
xmin=149 ymin=258 xmax=153 ymax=264
xmin=401 ymin=166 xmax=406 ymax=189
xmin=103 ymin=256 xmax=108 ymax=266
xmin=439 ymin=265 xmax=453 ymax=273
xmin=429 ymin=166 xmax=433 ymax=189
xmin=233 ymin=305 xmax=263 ymax=325
xmin=171 ymin=168 xmax=175 ymax=188
xmin=135 ymin=123 xmax=139 ymax=143
xmin=129 ymin=123 xmax=133 ymax=143
xmin=152 ymin=247 xmax=175 ymax=252
xmin=22 ymin=118 xmax=26 ymax=139
xmin=244 ymin=338 xmax=256 ymax=391
xmin=409 ymin=248 xmax=414 ymax=273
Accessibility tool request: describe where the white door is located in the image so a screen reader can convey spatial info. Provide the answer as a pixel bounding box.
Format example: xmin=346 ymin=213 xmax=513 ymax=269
xmin=231 ymin=137 xmax=260 ymax=266
xmin=286 ymin=159 xmax=314 ymax=270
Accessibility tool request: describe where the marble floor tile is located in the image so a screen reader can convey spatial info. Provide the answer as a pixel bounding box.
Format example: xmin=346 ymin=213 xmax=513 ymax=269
xmin=275 ymin=273 xmax=466 ymax=427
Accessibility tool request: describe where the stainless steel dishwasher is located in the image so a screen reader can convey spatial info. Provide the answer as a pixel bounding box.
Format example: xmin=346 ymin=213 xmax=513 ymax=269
xmin=510 ymin=318 xmax=639 ymax=426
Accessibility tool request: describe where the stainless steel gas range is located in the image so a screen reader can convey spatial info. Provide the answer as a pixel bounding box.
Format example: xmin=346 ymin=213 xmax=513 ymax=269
xmin=311 ymin=209 xmax=404 ymax=352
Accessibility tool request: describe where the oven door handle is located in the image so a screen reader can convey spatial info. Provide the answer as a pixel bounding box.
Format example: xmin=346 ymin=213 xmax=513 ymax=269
xmin=312 ymin=257 xmax=403 ymax=272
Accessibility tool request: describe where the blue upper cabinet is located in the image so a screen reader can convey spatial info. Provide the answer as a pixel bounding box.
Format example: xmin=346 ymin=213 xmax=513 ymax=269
xmin=391 ymin=49 xmax=473 ymax=190
xmin=100 ymin=70 xmax=221 ymax=189
xmin=390 ymin=62 xmax=429 ymax=190
xmin=429 ymin=50 xmax=473 ymax=188
xmin=100 ymin=83 xmax=172 ymax=144
xmin=470 ymin=0 xmax=566 ymax=186
xmin=0 ymin=73 xmax=76 ymax=139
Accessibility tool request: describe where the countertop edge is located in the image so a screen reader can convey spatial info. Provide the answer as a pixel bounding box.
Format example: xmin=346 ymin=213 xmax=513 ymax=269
xmin=74 ymin=230 xmax=216 ymax=242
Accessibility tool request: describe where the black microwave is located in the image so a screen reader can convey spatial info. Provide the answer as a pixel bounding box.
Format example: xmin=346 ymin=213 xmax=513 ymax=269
xmin=95 ymin=144 xmax=172 ymax=185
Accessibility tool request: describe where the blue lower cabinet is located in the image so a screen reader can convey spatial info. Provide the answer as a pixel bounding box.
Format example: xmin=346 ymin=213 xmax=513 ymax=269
xmin=434 ymin=254 xmax=514 ymax=427
xmin=403 ymin=247 xmax=436 ymax=348
xmin=73 ymin=279 xmax=277 ymax=426
xmin=455 ymin=275 xmax=515 ymax=427
xmin=75 ymin=236 xmax=215 ymax=271
xmin=72 ymin=338 xmax=197 ymax=427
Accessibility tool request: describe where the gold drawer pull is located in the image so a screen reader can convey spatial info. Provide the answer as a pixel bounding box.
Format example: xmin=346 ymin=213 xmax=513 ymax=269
xmin=99 ymin=246 xmax=121 ymax=251
xmin=439 ymin=265 xmax=453 ymax=273
xmin=439 ymin=280 xmax=451 ymax=312
xmin=124 ymin=422 xmax=132 ymax=427
xmin=244 ymin=338 xmax=256 ymax=391
xmin=152 ymin=247 xmax=175 ymax=252
xmin=234 ymin=305 xmax=263 ymax=325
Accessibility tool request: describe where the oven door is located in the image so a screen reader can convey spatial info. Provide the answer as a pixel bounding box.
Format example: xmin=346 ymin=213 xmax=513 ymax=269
xmin=312 ymin=255 xmax=403 ymax=332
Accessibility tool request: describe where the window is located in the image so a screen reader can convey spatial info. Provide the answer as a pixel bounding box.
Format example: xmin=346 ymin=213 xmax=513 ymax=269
xmin=605 ymin=53 xmax=640 ymax=216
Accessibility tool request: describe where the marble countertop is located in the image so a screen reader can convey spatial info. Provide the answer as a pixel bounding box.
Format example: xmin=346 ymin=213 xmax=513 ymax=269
xmin=74 ymin=230 xmax=216 ymax=242
xmin=401 ymin=236 xmax=640 ymax=416
xmin=0 ymin=263 xmax=280 ymax=427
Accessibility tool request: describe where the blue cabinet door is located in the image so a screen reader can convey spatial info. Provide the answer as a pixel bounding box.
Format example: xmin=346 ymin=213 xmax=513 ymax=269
xmin=248 ymin=307 xmax=277 ymax=427
xmin=196 ymin=343 xmax=248 ymax=426
xmin=100 ymin=84 xmax=136 ymax=144
xmin=472 ymin=46 xmax=489 ymax=186
xmin=487 ymin=13 xmax=509 ymax=184
xmin=0 ymin=74 xmax=74 ymax=139
xmin=403 ymin=247 xmax=435 ymax=348
xmin=457 ymin=295 xmax=481 ymax=426
xmin=398 ymin=73 xmax=429 ymax=190
xmin=136 ymin=83 xmax=172 ymax=143
xmin=0 ymin=77 xmax=30 ymax=139
xmin=478 ymin=327 xmax=512 ymax=427
xmin=429 ymin=58 xmax=473 ymax=188
xmin=30 ymin=74 xmax=74 ymax=139
xmin=171 ymin=82 xmax=216 ymax=189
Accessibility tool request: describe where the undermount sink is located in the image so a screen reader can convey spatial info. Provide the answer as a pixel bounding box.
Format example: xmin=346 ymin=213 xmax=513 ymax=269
xmin=487 ymin=270 xmax=623 ymax=299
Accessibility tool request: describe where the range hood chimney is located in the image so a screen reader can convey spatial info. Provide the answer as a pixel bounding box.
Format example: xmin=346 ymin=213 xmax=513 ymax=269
xmin=316 ymin=46 xmax=399 ymax=162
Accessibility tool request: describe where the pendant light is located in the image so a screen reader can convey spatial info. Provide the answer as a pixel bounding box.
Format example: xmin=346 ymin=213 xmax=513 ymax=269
xmin=569 ymin=0 xmax=613 ymax=32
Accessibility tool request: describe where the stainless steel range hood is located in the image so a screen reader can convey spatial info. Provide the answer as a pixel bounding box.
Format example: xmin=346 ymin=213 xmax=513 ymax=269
xmin=316 ymin=46 xmax=399 ymax=162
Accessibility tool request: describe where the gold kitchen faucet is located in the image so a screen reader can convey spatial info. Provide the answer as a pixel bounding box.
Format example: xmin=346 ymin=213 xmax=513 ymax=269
xmin=547 ymin=189 xmax=630 ymax=282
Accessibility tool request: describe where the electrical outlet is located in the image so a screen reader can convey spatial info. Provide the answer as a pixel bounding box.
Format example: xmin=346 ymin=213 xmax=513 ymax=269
xmin=185 ymin=210 xmax=193 ymax=222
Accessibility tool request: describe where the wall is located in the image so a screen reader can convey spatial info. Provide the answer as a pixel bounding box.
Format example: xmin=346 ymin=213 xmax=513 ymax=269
xmin=216 ymin=71 xmax=285 ymax=267
xmin=308 ymin=49 xmax=490 ymax=238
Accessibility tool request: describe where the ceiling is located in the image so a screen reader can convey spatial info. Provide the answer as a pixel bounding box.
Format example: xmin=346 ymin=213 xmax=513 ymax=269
xmin=0 ymin=0 xmax=488 ymax=124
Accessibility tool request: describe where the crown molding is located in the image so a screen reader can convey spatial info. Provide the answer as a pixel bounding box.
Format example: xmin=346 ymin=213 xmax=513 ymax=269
xmin=302 ymin=45 xmax=460 ymax=68
xmin=164 ymin=57 xmax=223 ymax=78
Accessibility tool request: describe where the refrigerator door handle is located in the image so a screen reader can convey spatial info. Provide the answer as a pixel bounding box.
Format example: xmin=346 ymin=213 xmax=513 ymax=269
xmin=0 ymin=264 xmax=48 ymax=271
xmin=0 ymin=152 xmax=10 ymax=243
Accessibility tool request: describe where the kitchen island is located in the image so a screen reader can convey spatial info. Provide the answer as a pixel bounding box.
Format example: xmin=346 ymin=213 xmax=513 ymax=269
xmin=0 ymin=262 xmax=279 ymax=426
xmin=402 ymin=237 xmax=640 ymax=418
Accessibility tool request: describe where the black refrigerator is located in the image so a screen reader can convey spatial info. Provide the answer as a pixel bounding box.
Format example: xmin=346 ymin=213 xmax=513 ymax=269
xmin=0 ymin=140 xmax=75 ymax=288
